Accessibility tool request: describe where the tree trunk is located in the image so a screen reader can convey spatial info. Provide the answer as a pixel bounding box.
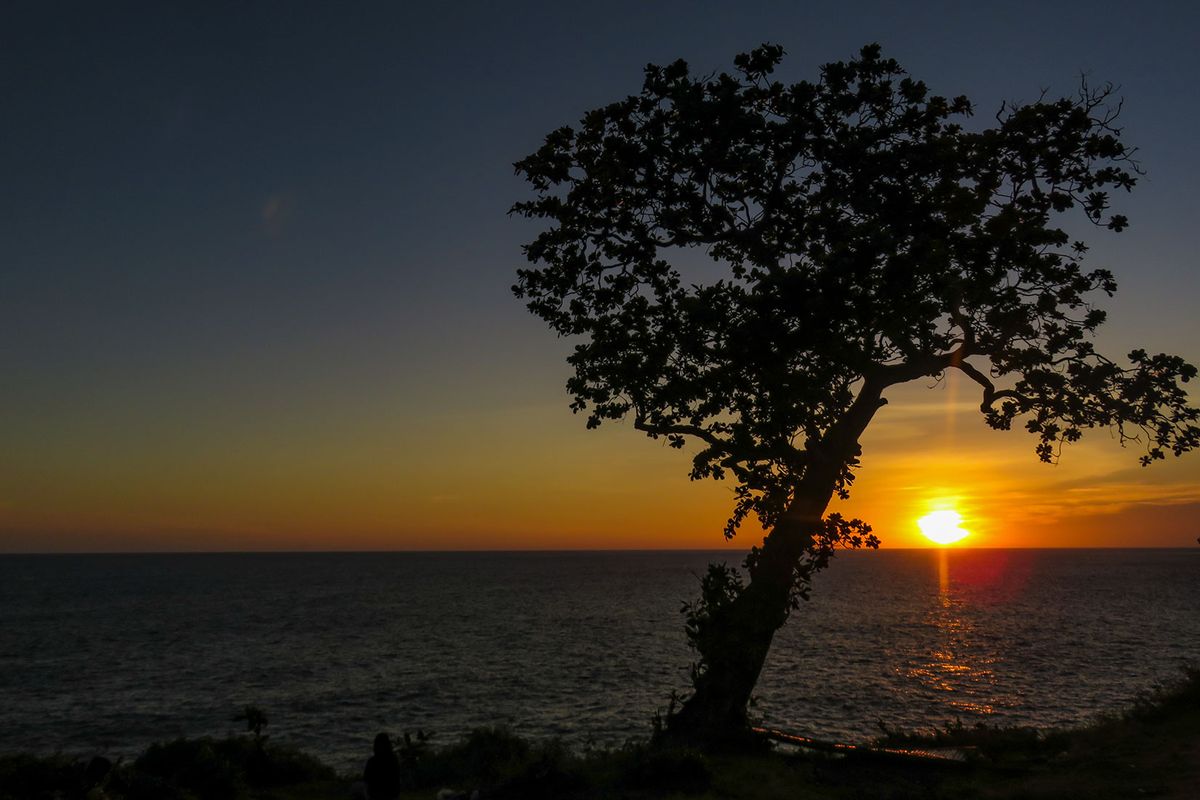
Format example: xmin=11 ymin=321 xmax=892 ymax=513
xmin=664 ymin=383 xmax=887 ymax=748
xmin=662 ymin=494 xmax=827 ymax=747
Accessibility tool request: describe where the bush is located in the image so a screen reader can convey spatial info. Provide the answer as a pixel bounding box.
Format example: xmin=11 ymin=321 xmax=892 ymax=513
xmin=0 ymin=753 xmax=89 ymax=800
xmin=134 ymin=739 xmax=244 ymax=800
xmin=133 ymin=735 xmax=335 ymax=799
xmin=396 ymin=727 xmax=583 ymax=797
xmin=617 ymin=743 xmax=712 ymax=795
xmin=1127 ymin=664 xmax=1200 ymax=723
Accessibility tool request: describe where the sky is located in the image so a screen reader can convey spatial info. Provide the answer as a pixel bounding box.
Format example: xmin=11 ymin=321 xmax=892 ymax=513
xmin=2 ymin=1 xmax=1199 ymax=552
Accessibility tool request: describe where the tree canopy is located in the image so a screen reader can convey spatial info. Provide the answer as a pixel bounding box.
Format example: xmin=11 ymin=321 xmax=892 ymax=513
xmin=512 ymin=43 xmax=1200 ymax=544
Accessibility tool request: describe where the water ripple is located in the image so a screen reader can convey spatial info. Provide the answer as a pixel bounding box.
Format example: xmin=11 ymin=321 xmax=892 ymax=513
xmin=0 ymin=549 xmax=1196 ymax=771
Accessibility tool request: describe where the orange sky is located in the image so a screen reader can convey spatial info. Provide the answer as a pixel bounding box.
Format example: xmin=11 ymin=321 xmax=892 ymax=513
xmin=4 ymin=370 xmax=1198 ymax=552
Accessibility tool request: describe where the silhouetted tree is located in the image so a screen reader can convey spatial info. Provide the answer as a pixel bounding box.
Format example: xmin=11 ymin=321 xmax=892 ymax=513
xmin=512 ymin=44 xmax=1199 ymax=745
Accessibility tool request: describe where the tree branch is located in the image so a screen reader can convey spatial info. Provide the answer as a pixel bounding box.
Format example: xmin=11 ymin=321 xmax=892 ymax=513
xmin=954 ymin=360 xmax=1027 ymax=411
xmin=870 ymin=343 xmax=965 ymax=387
xmin=633 ymin=413 xmax=728 ymax=449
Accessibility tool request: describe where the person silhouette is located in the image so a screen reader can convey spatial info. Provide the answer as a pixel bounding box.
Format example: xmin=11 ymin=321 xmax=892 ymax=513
xmin=363 ymin=732 xmax=401 ymax=800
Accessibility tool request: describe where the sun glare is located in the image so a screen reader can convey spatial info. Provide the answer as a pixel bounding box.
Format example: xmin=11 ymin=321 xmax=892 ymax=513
xmin=917 ymin=509 xmax=971 ymax=546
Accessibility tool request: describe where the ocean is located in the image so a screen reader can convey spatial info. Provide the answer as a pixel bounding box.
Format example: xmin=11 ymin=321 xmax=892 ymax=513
xmin=1 ymin=549 xmax=1197 ymax=771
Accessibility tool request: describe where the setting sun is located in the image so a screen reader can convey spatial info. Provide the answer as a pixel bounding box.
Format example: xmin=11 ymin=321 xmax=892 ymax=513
xmin=917 ymin=509 xmax=971 ymax=546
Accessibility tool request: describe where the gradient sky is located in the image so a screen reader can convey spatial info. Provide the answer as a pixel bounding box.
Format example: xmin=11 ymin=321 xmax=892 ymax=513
xmin=3 ymin=2 xmax=1199 ymax=552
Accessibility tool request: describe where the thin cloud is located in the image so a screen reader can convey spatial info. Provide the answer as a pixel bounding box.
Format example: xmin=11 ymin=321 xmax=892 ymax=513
xmin=261 ymin=193 xmax=294 ymax=236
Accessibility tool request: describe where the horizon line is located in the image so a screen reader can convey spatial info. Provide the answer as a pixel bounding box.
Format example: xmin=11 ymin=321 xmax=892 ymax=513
xmin=2 ymin=545 xmax=1197 ymax=556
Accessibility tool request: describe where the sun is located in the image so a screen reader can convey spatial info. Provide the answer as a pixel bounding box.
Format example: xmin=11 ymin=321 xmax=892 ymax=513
xmin=917 ymin=509 xmax=971 ymax=546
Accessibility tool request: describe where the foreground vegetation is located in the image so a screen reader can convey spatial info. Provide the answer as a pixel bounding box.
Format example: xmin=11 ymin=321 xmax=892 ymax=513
xmin=4 ymin=668 xmax=1197 ymax=799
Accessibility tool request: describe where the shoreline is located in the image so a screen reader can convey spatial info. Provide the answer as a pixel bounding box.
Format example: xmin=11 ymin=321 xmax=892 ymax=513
xmin=5 ymin=668 xmax=1196 ymax=799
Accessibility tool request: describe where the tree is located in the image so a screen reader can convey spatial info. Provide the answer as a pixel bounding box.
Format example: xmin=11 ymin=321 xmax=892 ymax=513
xmin=511 ymin=44 xmax=1200 ymax=745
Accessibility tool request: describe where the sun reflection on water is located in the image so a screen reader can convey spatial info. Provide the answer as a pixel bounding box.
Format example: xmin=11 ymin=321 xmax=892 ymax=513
xmin=904 ymin=549 xmax=1000 ymax=716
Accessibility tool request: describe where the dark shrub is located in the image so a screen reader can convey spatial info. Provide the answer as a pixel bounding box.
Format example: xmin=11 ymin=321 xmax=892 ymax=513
xmin=619 ymin=744 xmax=712 ymax=795
xmin=0 ymin=754 xmax=87 ymax=800
xmin=134 ymin=738 xmax=243 ymax=799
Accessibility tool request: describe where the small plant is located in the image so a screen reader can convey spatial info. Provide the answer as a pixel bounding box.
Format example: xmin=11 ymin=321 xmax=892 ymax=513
xmin=651 ymin=692 xmax=680 ymax=739
xmin=395 ymin=729 xmax=434 ymax=787
xmin=232 ymin=705 xmax=268 ymax=739
xmin=399 ymin=729 xmax=433 ymax=764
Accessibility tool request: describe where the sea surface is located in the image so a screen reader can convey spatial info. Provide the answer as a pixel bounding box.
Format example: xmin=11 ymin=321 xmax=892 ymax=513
xmin=1 ymin=549 xmax=1197 ymax=771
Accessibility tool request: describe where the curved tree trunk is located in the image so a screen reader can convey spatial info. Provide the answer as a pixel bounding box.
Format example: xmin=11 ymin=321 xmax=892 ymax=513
xmin=663 ymin=497 xmax=826 ymax=747
xmin=664 ymin=383 xmax=888 ymax=748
